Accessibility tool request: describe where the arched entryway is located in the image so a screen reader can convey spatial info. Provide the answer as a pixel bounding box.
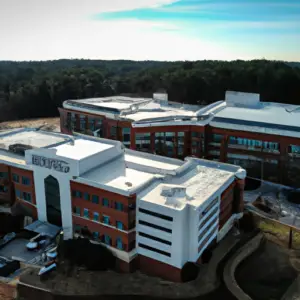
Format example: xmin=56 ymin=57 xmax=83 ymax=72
xmin=44 ymin=175 xmax=62 ymax=226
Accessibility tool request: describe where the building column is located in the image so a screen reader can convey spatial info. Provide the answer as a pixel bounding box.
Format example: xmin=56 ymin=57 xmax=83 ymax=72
xmin=233 ymin=179 xmax=245 ymax=214
xmin=279 ymin=141 xmax=288 ymax=185
xmin=130 ymin=128 xmax=136 ymax=150
xmin=150 ymin=132 xmax=155 ymax=153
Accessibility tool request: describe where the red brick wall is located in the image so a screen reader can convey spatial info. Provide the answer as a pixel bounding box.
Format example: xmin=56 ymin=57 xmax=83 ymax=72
xmin=138 ymin=255 xmax=182 ymax=282
xmin=10 ymin=166 xmax=36 ymax=205
xmin=0 ymin=164 xmax=12 ymax=204
xmin=70 ymin=181 xmax=136 ymax=252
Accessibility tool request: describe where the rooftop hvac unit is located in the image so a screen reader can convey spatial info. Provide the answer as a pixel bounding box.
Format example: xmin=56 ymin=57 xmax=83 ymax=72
xmin=8 ymin=143 xmax=34 ymax=156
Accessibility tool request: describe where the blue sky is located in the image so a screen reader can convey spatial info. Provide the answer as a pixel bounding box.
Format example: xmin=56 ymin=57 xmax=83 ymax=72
xmin=0 ymin=0 xmax=299 ymax=61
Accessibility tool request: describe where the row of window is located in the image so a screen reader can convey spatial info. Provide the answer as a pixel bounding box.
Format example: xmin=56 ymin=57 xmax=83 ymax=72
xmin=138 ymin=220 xmax=172 ymax=233
xmin=198 ymin=216 xmax=218 ymax=243
xmin=16 ymin=189 xmax=32 ymax=202
xmin=138 ymin=207 xmax=173 ymax=222
xmin=73 ymin=206 xmax=125 ymax=230
xmin=74 ymin=225 xmax=124 ymax=250
xmin=12 ymin=174 xmax=31 ymax=185
xmin=138 ymin=243 xmax=171 ymax=257
xmin=72 ymin=190 xmax=125 ymax=211
xmin=138 ymin=232 xmax=172 ymax=245
xmin=198 ymin=223 xmax=218 ymax=253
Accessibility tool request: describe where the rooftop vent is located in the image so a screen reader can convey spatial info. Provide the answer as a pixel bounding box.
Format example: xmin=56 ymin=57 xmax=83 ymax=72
xmin=161 ymin=186 xmax=186 ymax=198
xmin=8 ymin=144 xmax=34 ymax=156
xmin=125 ymin=182 xmax=133 ymax=187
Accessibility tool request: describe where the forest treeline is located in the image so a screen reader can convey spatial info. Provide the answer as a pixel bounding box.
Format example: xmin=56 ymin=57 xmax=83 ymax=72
xmin=0 ymin=59 xmax=300 ymax=122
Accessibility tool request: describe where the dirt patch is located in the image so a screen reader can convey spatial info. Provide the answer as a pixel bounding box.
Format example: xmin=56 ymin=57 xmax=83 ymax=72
xmin=235 ymin=239 xmax=298 ymax=300
xmin=0 ymin=118 xmax=60 ymax=132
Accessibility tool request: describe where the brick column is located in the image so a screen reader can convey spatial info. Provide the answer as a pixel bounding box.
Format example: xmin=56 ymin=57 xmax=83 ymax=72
xmin=130 ymin=128 xmax=136 ymax=150
xmin=233 ymin=179 xmax=245 ymax=213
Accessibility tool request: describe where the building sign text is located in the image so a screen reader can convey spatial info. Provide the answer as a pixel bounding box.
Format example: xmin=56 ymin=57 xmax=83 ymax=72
xmin=32 ymin=155 xmax=70 ymax=173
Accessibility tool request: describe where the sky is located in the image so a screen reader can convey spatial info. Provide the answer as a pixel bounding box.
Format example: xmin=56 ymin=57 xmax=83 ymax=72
xmin=0 ymin=0 xmax=299 ymax=61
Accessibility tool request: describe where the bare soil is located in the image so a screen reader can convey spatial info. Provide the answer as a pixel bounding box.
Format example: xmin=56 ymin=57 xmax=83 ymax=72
xmin=236 ymin=238 xmax=300 ymax=300
xmin=0 ymin=118 xmax=60 ymax=132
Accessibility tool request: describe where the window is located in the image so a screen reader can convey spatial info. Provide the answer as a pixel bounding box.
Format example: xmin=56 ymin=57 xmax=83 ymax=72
xmin=104 ymin=235 xmax=111 ymax=245
xmin=212 ymin=134 xmax=223 ymax=144
xmin=83 ymin=208 xmax=89 ymax=219
xmin=93 ymin=232 xmax=99 ymax=240
xmin=0 ymin=172 xmax=8 ymax=178
xmin=138 ymin=243 xmax=171 ymax=257
xmin=22 ymin=176 xmax=30 ymax=185
xmin=138 ymin=220 xmax=172 ymax=233
xmin=88 ymin=117 xmax=95 ymax=131
xmin=102 ymin=198 xmax=109 ymax=207
xmin=0 ymin=186 xmax=8 ymax=193
xmin=138 ymin=208 xmax=173 ymax=221
xmin=92 ymin=195 xmax=99 ymax=204
xmin=116 ymin=237 xmax=123 ymax=250
xmin=12 ymin=173 xmax=19 ymax=183
xmin=84 ymin=192 xmax=90 ymax=201
xmin=23 ymin=192 xmax=31 ymax=202
xmin=135 ymin=133 xmax=151 ymax=152
xmin=73 ymin=206 xmax=81 ymax=215
xmin=93 ymin=212 xmax=99 ymax=221
xmin=103 ymin=215 xmax=110 ymax=225
xmin=115 ymin=202 xmax=124 ymax=211
xmin=73 ymin=191 xmax=82 ymax=198
xmin=116 ymin=221 xmax=123 ymax=230
xmin=80 ymin=115 xmax=86 ymax=131
xmin=15 ymin=189 xmax=21 ymax=198
xmin=122 ymin=128 xmax=131 ymax=146
xmin=110 ymin=126 xmax=117 ymax=138
xmin=138 ymin=232 xmax=172 ymax=245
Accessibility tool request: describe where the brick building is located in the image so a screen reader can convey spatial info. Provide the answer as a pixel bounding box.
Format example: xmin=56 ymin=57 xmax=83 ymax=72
xmin=0 ymin=128 xmax=245 ymax=281
xmin=59 ymin=91 xmax=300 ymax=187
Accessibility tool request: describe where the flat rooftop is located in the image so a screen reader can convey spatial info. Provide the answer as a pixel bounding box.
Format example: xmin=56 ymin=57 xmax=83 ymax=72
xmin=52 ymin=139 xmax=114 ymax=160
xmin=211 ymin=101 xmax=300 ymax=137
xmin=0 ymin=130 xmax=68 ymax=150
xmin=139 ymin=160 xmax=235 ymax=209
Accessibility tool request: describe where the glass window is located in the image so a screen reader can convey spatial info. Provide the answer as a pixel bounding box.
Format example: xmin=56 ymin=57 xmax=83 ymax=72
xmin=104 ymin=235 xmax=111 ymax=245
xmin=23 ymin=192 xmax=31 ymax=202
xmin=116 ymin=237 xmax=123 ymax=250
xmin=92 ymin=195 xmax=99 ymax=204
xmin=22 ymin=176 xmax=30 ymax=185
xmin=12 ymin=173 xmax=19 ymax=183
xmin=73 ymin=206 xmax=80 ymax=215
xmin=115 ymin=202 xmax=124 ymax=211
xmin=93 ymin=212 xmax=99 ymax=221
xmin=212 ymin=134 xmax=223 ymax=143
xmin=84 ymin=192 xmax=90 ymax=201
xmin=83 ymin=208 xmax=89 ymax=219
xmin=135 ymin=133 xmax=151 ymax=152
xmin=102 ymin=198 xmax=109 ymax=207
xmin=88 ymin=117 xmax=95 ymax=131
xmin=103 ymin=215 xmax=110 ymax=225
xmin=116 ymin=221 xmax=123 ymax=230
xmin=0 ymin=172 xmax=8 ymax=178
xmin=122 ymin=128 xmax=131 ymax=145
xmin=93 ymin=232 xmax=99 ymax=240
xmin=0 ymin=186 xmax=8 ymax=193
xmin=110 ymin=126 xmax=117 ymax=137
xmin=80 ymin=115 xmax=86 ymax=130
xmin=75 ymin=191 xmax=82 ymax=198
xmin=15 ymin=189 xmax=21 ymax=198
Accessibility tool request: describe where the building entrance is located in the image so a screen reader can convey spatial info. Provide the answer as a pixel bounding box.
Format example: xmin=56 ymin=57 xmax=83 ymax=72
xmin=44 ymin=175 xmax=62 ymax=226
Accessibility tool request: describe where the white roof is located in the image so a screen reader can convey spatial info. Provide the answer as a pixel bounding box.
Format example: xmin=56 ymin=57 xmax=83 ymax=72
xmin=211 ymin=102 xmax=300 ymax=138
xmin=81 ymin=156 xmax=156 ymax=192
xmin=52 ymin=139 xmax=114 ymax=160
xmin=0 ymin=130 xmax=67 ymax=149
xmin=139 ymin=161 xmax=235 ymax=210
